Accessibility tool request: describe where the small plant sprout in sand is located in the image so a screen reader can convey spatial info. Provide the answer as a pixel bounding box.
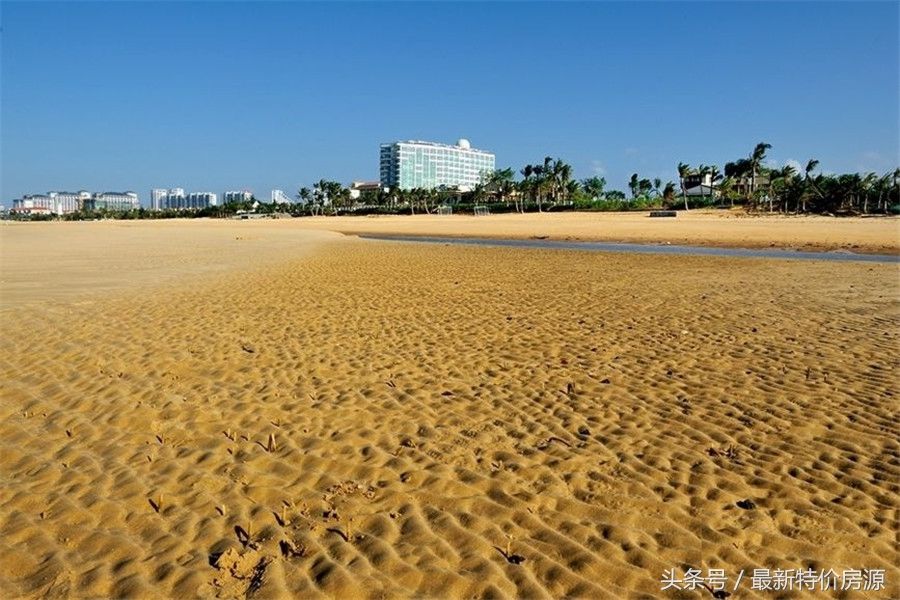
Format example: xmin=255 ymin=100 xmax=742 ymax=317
xmin=275 ymin=501 xmax=290 ymax=527
xmin=150 ymin=493 xmax=164 ymax=514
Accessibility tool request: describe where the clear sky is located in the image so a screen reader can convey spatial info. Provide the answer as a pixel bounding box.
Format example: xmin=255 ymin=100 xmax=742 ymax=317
xmin=2 ymin=1 xmax=898 ymax=205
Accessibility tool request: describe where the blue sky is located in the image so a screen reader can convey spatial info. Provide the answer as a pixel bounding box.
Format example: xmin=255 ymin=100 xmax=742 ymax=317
xmin=2 ymin=1 xmax=898 ymax=205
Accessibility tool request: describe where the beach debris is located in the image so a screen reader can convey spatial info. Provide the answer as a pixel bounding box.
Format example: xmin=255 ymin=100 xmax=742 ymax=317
xmin=279 ymin=539 xmax=306 ymax=559
xmin=240 ymin=342 xmax=256 ymax=354
xmin=736 ymin=499 xmax=756 ymax=510
xmin=266 ymin=433 xmax=277 ymax=453
xmin=150 ymin=493 xmax=163 ymax=514
xmin=536 ymin=436 xmax=573 ymax=450
xmin=707 ymin=445 xmax=740 ymax=462
xmin=223 ymin=429 xmax=236 ymax=441
xmin=235 ymin=524 xmax=258 ymax=549
xmin=577 ymin=425 xmax=591 ymax=437
xmin=210 ymin=548 xmax=270 ymax=596
xmin=495 ymin=535 xmax=526 ymax=565
xmin=600 ymin=378 xmax=611 ymax=384
xmin=566 ymin=382 xmax=576 ymax=396
xmin=65 ymin=429 xmax=72 ymax=438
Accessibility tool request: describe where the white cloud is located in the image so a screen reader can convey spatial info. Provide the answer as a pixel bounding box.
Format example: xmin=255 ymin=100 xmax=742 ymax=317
xmin=590 ymin=160 xmax=607 ymax=176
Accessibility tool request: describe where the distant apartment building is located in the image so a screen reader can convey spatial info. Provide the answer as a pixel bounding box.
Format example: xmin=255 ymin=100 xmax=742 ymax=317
xmin=166 ymin=188 xmax=186 ymax=209
xmin=149 ymin=188 xmax=215 ymax=210
xmin=223 ymin=190 xmax=253 ymax=204
xmin=379 ymin=138 xmax=495 ymax=191
xmin=150 ymin=188 xmax=168 ymax=211
xmin=186 ymin=192 xmax=217 ymax=209
xmin=12 ymin=190 xmax=136 ymax=214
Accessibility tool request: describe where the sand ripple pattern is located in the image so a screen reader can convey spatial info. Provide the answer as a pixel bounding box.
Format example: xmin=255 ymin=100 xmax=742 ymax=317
xmin=1 ymin=241 xmax=898 ymax=599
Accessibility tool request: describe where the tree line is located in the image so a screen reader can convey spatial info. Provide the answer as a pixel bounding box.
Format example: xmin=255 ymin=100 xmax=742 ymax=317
xmin=7 ymin=143 xmax=897 ymax=220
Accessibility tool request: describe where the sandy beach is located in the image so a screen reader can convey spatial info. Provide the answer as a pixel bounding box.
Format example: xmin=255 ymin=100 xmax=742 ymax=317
xmin=1 ymin=216 xmax=898 ymax=599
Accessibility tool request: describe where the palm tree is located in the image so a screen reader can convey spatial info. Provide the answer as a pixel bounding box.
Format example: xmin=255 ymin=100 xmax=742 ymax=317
xmin=629 ymin=173 xmax=639 ymax=199
xmin=554 ymin=159 xmax=573 ymax=204
xmin=749 ymin=142 xmax=772 ymax=208
xmin=802 ymin=159 xmax=823 ymax=212
xmin=533 ymin=162 xmax=548 ymax=212
xmin=677 ymin=162 xmax=692 ymax=210
xmin=709 ymin=165 xmax=722 ymax=201
xmin=296 ymin=187 xmax=311 ymax=214
xmin=581 ymin=176 xmax=606 ymax=200
xmin=860 ymin=172 xmax=877 ymax=213
xmin=719 ymin=176 xmax=736 ymax=207
xmin=652 ymin=178 xmax=662 ymax=197
xmin=520 ymin=165 xmax=534 ymax=212
xmin=662 ymin=182 xmax=676 ymax=203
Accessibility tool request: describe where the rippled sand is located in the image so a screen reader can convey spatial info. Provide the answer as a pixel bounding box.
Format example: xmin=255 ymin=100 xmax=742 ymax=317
xmin=1 ymin=221 xmax=898 ymax=598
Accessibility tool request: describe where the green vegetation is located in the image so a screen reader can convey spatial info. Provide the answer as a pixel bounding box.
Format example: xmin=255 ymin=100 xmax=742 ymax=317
xmin=7 ymin=143 xmax=897 ymax=220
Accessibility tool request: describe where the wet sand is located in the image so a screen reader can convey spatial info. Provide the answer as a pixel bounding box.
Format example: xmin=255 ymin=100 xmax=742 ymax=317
xmin=293 ymin=210 xmax=900 ymax=255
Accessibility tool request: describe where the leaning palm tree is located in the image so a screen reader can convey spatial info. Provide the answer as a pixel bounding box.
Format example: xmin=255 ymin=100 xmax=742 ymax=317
xmin=802 ymin=159 xmax=823 ymax=212
xmin=629 ymin=173 xmax=639 ymax=199
xmin=677 ymin=162 xmax=692 ymax=210
xmin=662 ymin=182 xmax=677 ymax=203
xmin=709 ymin=165 xmax=721 ymax=200
xmin=860 ymin=172 xmax=878 ymax=213
xmin=696 ymin=164 xmax=711 ymax=201
xmin=749 ymin=142 xmax=772 ymax=201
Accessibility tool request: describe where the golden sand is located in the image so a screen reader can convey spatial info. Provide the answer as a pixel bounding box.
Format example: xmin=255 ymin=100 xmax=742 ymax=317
xmin=1 ymin=219 xmax=898 ymax=599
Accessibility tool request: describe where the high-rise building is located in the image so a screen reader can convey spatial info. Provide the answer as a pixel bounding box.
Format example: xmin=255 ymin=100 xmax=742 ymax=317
xmin=379 ymin=138 xmax=495 ymax=191
xmin=186 ymin=192 xmax=217 ymax=209
xmin=151 ymin=189 xmax=168 ymax=211
xmin=223 ymin=190 xmax=253 ymax=204
xmin=150 ymin=188 xmax=215 ymax=210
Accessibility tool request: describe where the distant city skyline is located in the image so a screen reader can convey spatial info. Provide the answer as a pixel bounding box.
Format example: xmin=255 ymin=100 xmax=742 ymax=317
xmin=2 ymin=1 xmax=897 ymax=206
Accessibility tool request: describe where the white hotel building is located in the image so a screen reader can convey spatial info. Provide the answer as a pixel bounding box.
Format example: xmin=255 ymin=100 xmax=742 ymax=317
xmin=379 ymin=138 xmax=495 ymax=191
xmin=12 ymin=190 xmax=137 ymax=214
